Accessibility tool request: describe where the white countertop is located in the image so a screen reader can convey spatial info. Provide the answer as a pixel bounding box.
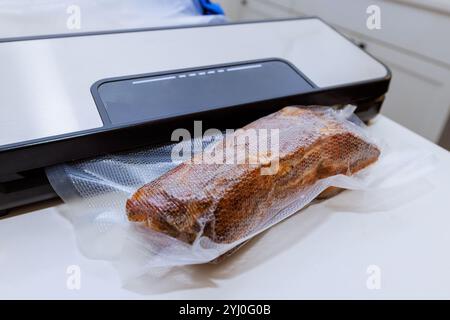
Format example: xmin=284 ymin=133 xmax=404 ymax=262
xmin=1 ymin=115 xmax=450 ymax=299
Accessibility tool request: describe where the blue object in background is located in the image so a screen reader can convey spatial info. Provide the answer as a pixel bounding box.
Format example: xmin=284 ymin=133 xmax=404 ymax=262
xmin=197 ymin=0 xmax=225 ymax=15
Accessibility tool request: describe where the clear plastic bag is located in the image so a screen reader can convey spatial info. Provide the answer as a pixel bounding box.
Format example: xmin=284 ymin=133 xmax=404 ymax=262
xmin=46 ymin=105 xmax=436 ymax=281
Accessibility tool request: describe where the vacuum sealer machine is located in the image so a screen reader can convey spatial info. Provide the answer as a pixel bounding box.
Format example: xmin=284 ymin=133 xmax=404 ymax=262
xmin=0 ymin=18 xmax=390 ymax=214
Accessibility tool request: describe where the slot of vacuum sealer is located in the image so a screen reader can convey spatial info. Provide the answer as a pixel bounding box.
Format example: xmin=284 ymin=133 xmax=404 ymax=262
xmin=0 ymin=169 xmax=55 ymax=215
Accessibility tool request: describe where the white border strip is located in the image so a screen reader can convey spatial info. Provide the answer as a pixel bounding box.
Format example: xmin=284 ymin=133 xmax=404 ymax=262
xmin=132 ymin=76 xmax=176 ymax=85
xmin=226 ymin=64 xmax=262 ymax=72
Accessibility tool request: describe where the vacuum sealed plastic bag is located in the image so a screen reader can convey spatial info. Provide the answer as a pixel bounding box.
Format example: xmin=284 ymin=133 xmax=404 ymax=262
xmin=46 ymin=105 xmax=435 ymax=280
